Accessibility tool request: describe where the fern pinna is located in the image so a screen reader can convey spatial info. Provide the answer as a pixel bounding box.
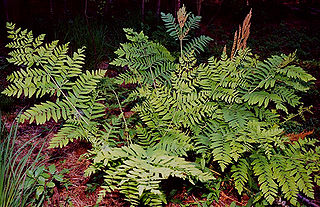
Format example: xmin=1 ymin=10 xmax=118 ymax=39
xmin=110 ymin=6 xmax=320 ymax=206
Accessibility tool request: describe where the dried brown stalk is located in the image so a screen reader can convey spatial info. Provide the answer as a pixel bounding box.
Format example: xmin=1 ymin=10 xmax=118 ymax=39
xmin=230 ymin=9 xmax=252 ymax=59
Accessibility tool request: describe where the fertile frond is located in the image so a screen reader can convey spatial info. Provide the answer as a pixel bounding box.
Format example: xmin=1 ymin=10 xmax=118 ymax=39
xmin=231 ymin=9 xmax=252 ymax=59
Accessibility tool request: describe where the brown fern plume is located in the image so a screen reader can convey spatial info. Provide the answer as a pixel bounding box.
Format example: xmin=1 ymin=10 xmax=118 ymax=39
xmin=177 ymin=5 xmax=188 ymax=29
xmin=231 ymin=9 xmax=252 ymax=59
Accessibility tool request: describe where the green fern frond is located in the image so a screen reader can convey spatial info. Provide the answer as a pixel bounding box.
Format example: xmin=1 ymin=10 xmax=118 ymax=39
xmin=160 ymin=12 xmax=179 ymax=39
xmin=6 ymin=22 xmax=35 ymax=49
xmin=251 ymin=154 xmax=278 ymax=204
xmin=183 ymin=35 xmax=213 ymax=55
xmin=3 ymin=24 xmax=107 ymax=151
xmin=231 ymin=158 xmax=250 ymax=194
xmin=153 ymin=128 xmax=192 ymax=156
xmin=49 ymin=120 xmax=97 ymax=148
xmin=90 ymin=144 xmax=212 ymax=206
xmin=196 ymin=121 xmax=236 ymax=171
xmin=65 ymin=47 xmax=86 ymax=77
xmin=20 ymin=100 xmax=73 ymax=124
xmin=2 ymin=71 xmax=56 ymax=98
xmin=111 ymin=29 xmax=174 ymax=86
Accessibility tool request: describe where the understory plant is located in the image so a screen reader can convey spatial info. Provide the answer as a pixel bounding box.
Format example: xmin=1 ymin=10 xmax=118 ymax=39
xmin=108 ymin=6 xmax=320 ymax=206
xmin=2 ymin=6 xmax=320 ymax=206
xmin=0 ymin=113 xmax=45 ymax=207
xmin=25 ymin=164 xmax=69 ymax=206
xmin=2 ymin=19 xmax=212 ymax=206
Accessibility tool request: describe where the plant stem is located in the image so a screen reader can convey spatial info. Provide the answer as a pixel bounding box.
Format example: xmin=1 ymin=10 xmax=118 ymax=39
xmin=248 ymin=75 xmax=271 ymax=94
xmin=180 ymin=39 xmax=183 ymax=59
xmin=149 ymin=67 xmax=157 ymax=89
xmin=112 ymin=89 xmax=131 ymax=144
xmin=43 ymin=68 xmax=90 ymax=126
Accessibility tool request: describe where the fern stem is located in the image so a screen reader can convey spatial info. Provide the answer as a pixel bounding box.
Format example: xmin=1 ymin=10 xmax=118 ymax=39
xmin=149 ymin=67 xmax=157 ymax=89
xmin=43 ymin=67 xmax=90 ymax=126
xmin=248 ymin=75 xmax=271 ymax=95
xmin=112 ymin=89 xmax=131 ymax=145
xmin=180 ymin=39 xmax=183 ymax=59
xmin=208 ymin=168 xmax=221 ymax=176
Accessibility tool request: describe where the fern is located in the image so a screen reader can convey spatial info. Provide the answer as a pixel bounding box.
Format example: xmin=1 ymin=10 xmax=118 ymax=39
xmin=86 ymin=144 xmax=212 ymax=206
xmin=251 ymin=153 xmax=278 ymax=204
xmin=231 ymin=158 xmax=250 ymax=195
xmin=111 ymin=28 xmax=175 ymax=87
xmin=161 ymin=6 xmax=212 ymax=58
xmin=112 ymin=7 xmax=319 ymax=205
xmin=112 ymin=6 xmax=319 ymax=203
xmin=2 ymin=23 xmax=106 ymax=148
xmin=4 ymin=6 xmax=319 ymax=207
xmin=160 ymin=12 xmax=180 ymax=39
xmin=183 ymin=35 xmax=213 ymax=55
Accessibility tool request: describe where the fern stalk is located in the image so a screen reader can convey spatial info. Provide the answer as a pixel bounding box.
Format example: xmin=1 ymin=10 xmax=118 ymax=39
xmin=44 ymin=66 xmax=90 ymax=126
xmin=180 ymin=39 xmax=183 ymax=58
xmin=112 ymin=89 xmax=131 ymax=144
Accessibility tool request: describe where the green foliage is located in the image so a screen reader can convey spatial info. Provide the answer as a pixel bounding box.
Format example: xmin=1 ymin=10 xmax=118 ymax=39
xmin=111 ymin=28 xmax=175 ymax=86
xmin=3 ymin=22 xmax=212 ymax=207
xmin=25 ymin=164 xmax=69 ymax=206
xmin=3 ymin=6 xmax=320 ymax=206
xmin=2 ymin=22 xmax=106 ymax=148
xmin=0 ymin=113 xmax=45 ymax=207
xmin=86 ymin=144 xmax=212 ymax=206
xmin=109 ymin=7 xmax=319 ymax=206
